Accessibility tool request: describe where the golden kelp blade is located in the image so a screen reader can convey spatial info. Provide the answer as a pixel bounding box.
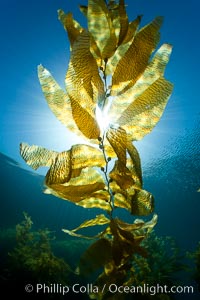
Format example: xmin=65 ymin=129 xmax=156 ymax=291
xmin=117 ymin=0 xmax=129 ymax=45
xmin=106 ymin=127 xmax=149 ymax=214
xmin=61 ymin=230 xmax=105 ymax=240
xmin=106 ymin=127 xmax=143 ymax=192
xmin=106 ymin=15 xmax=141 ymax=75
xmin=62 ymin=214 xmax=110 ymax=239
xmin=20 ymin=143 xmax=58 ymax=170
xmin=112 ymin=185 xmax=154 ymax=216
xmin=108 ymin=43 xmax=173 ymax=120
xmin=65 ymin=31 xmax=105 ymax=139
xmin=106 ymin=128 xmax=142 ymax=187
xmin=45 ymin=167 xmax=106 ymax=203
xmin=87 ymin=0 xmax=117 ymax=59
xmin=113 ymin=193 xmax=131 ymax=211
xmin=114 ymin=215 xmax=157 ymax=238
xmin=117 ymin=77 xmax=173 ymax=141
xmin=66 ymin=26 xmax=103 ymax=104
xmin=134 ymin=214 xmax=158 ymax=235
xmin=131 ymin=189 xmax=154 ymax=216
xmin=20 ymin=143 xmax=109 ymax=206
xmin=20 ymin=142 xmax=105 ymax=181
xmin=110 ymin=180 xmax=136 ymax=212
xmin=106 ymin=128 xmax=135 ymax=190
xmin=58 ymin=10 xmax=83 ymax=47
xmin=107 ymin=0 xmax=128 ymax=46
xmin=77 ymin=195 xmax=111 ymax=211
xmin=126 ymin=143 xmax=143 ymax=187
xmin=106 ymin=127 xmax=127 ymax=166
xmin=110 ymin=219 xmax=147 ymax=262
xmin=109 ymin=160 xmax=134 ymax=190
xmin=45 ymin=144 xmax=105 ymax=185
xmin=121 ymin=16 xmax=141 ymax=45
xmin=115 ymin=217 xmax=145 ymax=232
xmin=69 ymin=94 xmax=100 ymax=139
xmin=38 ymin=65 xmax=86 ymax=140
xmin=107 ymin=3 xmax=120 ymax=46
xmin=112 ymin=16 xmax=163 ymax=93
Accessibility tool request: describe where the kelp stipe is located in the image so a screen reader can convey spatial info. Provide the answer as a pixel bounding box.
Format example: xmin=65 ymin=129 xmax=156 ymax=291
xmin=20 ymin=0 xmax=173 ymax=298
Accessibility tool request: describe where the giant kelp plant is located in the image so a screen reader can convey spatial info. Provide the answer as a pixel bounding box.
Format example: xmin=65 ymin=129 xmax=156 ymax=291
xmin=20 ymin=0 xmax=173 ymax=298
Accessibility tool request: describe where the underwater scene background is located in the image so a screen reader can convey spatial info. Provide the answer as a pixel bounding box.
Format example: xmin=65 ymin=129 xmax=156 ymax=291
xmin=1 ymin=0 xmax=200 ymax=299
xmin=0 ymin=119 xmax=199 ymax=299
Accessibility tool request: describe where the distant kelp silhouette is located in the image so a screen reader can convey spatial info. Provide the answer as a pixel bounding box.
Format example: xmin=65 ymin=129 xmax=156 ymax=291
xmin=8 ymin=213 xmax=71 ymax=285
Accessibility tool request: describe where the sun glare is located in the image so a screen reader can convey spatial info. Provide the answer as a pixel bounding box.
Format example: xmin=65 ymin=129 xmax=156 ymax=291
xmin=95 ymin=105 xmax=110 ymax=133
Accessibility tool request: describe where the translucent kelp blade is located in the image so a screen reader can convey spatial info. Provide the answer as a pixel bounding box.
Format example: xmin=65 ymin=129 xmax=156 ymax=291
xmin=117 ymin=77 xmax=173 ymax=141
xmin=112 ymin=16 xmax=163 ymax=92
xmin=89 ymin=36 xmax=102 ymax=67
xmin=106 ymin=16 xmax=141 ymax=75
xmin=107 ymin=128 xmax=142 ymax=189
xmin=113 ymin=193 xmax=131 ymax=210
xmin=46 ymin=151 xmax=71 ymax=184
xmin=135 ymin=214 xmax=158 ymax=235
xmin=45 ymin=144 xmax=105 ymax=185
xmin=117 ymin=0 xmax=129 ymax=45
xmin=138 ymin=43 xmax=172 ymax=88
xmin=69 ymin=93 xmax=100 ymax=139
xmin=62 ymin=229 xmax=107 ymax=240
xmin=108 ymin=3 xmax=120 ymax=46
xmin=106 ymin=127 xmax=127 ymax=166
xmin=63 ymin=214 xmax=110 ymax=233
xmin=77 ymin=195 xmax=111 ymax=211
xmin=86 ymin=3 xmax=117 ymax=65
xmin=122 ymin=16 xmax=142 ymax=45
xmin=109 ymin=43 xmax=173 ymax=120
xmin=45 ymin=167 xmax=106 ymax=202
xmin=107 ymin=128 xmax=136 ymax=192
xmin=131 ymin=189 xmax=154 ymax=216
xmin=66 ymin=31 xmax=104 ymax=139
xmin=115 ymin=217 xmax=145 ymax=232
xmin=62 ymin=214 xmax=110 ymax=239
xmin=20 ymin=142 xmax=105 ymax=188
xmin=127 ymin=143 xmax=143 ymax=187
xmin=65 ymin=30 xmax=104 ymax=103
xmin=110 ymin=179 xmax=135 ymax=212
xmin=70 ymin=144 xmax=105 ymax=170
xmin=58 ymin=10 xmax=83 ymax=47
xmin=20 ymin=143 xmax=58 ymax=170
xmin=109 ymin=160 xmax=134 ymax=191
xmin=108 ymin=0 xmax=128 ymax=46
xmin=110 ymin=219 xmax=146 ymax=260
xmin=78 ymin=238 xmax=112 ymax=276
xmin=112 ymin=218 xmax=145 ymax=245
xmin=38 ymin=65 xmax=86 ymax=140
xmin=87 ymin=0 xmax=117 ymax=59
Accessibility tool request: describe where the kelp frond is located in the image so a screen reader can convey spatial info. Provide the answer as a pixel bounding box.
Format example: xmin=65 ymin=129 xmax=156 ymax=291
xmin=19 ymin=0 xmax=173 ymax=297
